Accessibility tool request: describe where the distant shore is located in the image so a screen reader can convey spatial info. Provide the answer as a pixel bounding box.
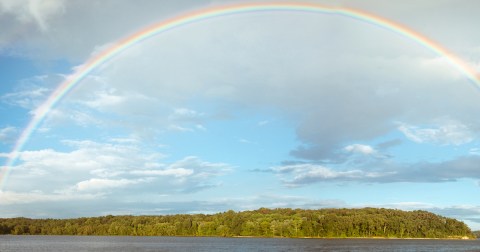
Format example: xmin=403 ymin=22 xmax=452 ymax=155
xmin=1 ymin=234 xmax=475 ymax=240
xmin=0 ymin=208 xmax=476 ymax=239
xmin=232 ymin=236 xmax=476 ymax=240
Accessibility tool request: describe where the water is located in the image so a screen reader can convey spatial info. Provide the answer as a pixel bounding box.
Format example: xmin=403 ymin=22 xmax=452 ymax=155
xmin=0 ymin=236 xmax=479 ymax=252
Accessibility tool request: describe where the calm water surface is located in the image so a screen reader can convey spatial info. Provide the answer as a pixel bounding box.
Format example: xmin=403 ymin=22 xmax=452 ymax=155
xmin=0 ymin=236 xmax=479 ymax=252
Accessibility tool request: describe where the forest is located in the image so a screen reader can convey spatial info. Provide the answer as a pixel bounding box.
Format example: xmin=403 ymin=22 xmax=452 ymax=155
xmin=0 ymin=208 xmax=475 ymax=239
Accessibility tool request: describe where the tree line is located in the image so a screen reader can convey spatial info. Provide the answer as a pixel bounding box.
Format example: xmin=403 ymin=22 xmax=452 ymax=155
xmin=0 ymin=208 xmax=475 ymax=239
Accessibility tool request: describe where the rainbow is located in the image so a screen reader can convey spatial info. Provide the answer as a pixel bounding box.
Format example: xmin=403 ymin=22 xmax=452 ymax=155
xmin=1 ymin=2 xmax=479 ymax=189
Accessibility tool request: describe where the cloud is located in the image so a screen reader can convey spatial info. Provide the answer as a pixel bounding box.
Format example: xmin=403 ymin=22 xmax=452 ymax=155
xmin=344 ymin=144 xmax=376 ymax=155
xmin=0 ymin=191 xmax=345 ymax=218
xmin=376 ymin=139 xmax=402 ymax=150
xmin=166 ymin=156 xmax=231 ymax=179
xmin=0 ymin=0 xmax=65 ymax=31
xmin=43 ymin=108 xmax=101 ymax=128
xmin=43 ymin=74 xmax=212 ymax=136
xmin=74 ymin=178 xmax=143 ymax=192
xmin=0 ymin=126 xmax=17 ymax=144
xmin=470 ymin=148 xmax=480 ymax=155
xmin=258 ymin=120 xmax=269 ymax=126
xmin=169 ymin=108 xmax=205 ymax=121
xmin=5 ymin=140 xmax=233 ymax=196
xmin=426 ymin=205 xmax=480 ymax=229
xmin=269 ymin=155 xmax=480 ymax=186
xmin=3 ymin=1 xmax=477 ymax=165
xmin=131 ymin=168 xmax=193 ymax=177
xmin=272 ymin=163 xmax=392 ymax=187
xmin=0 ymin=0 xmax=208 ymax=59
xmin=431 ymin=205 xmax=480 ymax=219
xmin=82 ymin=89 xmax=126 ymax=110
xmin=0 ymin=190 xmax=98 ymax=206
xmin=1 ymin=77 xmax=51 ymax=109
xmin=398 ymin=120 xmax=475 ymax=146
xmin=0 ymin=153 xmax=12 ymax=158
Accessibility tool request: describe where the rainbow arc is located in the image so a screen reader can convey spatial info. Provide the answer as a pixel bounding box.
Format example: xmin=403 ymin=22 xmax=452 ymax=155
xmin=1 ymin=2 xmax=479 ymax=189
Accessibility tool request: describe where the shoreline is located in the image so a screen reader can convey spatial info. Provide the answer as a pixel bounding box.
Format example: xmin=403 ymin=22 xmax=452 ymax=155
xmin=0 ymin=234 xmax=480 ymax=241
xmin=1 ymin=234 xmax=476 ymax=240
xmin=232 ymin=236 xmax=476 ymax=240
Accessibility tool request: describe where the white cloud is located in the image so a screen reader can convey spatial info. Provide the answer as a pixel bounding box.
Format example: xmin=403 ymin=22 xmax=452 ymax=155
xmin=272 ymin=164 xmax=391 ymax=186
xmin=131 ymin=168 xmax=193 ymax=177
xmin=44 ymin=74 xmax=212 ymax=135
xmin=344 ymin=144 xmax=376 ymax=155
xmin=469 ymin=148 xmax=480 ymax=155
xmin=418 ymin=56 xmax=466 ymax=81
xmin=398 ymin=120 xmax=474 ymax=146
xmin=0 ymin=153 xmax=12 ymax=158
xmin=73 ymin=78 xmax=162 ymax=116
xmin=0 ymin=190 xmax=97 ymax=205
xmin=5 ymin=140 xmax=232 ymax=199
xmin=170 ymin=108 xmax=204 ymax=120
xmin=74 ymin=178 xmax=141 ymax=192
xmin=43 ymin=108 xmax=101 ymax=127
xmin=268 ymin=155 xmax=480 ymax=186
xmin=167 ymin=156 xmax=231 ymax=179
xmin=83 ymin=89 xmax=126 ymax=109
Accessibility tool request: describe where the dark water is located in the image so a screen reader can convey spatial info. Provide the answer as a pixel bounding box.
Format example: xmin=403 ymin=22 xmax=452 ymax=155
xmin=1 ymin=236 xmax=480 ymax=252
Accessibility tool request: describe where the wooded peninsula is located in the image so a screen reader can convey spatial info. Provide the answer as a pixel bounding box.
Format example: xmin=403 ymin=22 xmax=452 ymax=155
xmin=0 ymin=208 xmax=476 ymax=239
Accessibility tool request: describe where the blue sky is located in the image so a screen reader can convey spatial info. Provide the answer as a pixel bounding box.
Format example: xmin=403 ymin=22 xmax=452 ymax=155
xmin=1 ymin=0 xmax=480 ymax=230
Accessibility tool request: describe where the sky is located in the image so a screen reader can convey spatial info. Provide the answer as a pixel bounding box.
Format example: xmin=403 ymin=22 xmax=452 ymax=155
xmin=1 ymin=0 xmax=480 ymax=230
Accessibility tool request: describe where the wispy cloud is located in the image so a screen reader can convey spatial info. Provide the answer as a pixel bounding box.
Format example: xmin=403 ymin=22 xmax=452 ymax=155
xmin=268 ymin=155 xmax=480 ymax=186
xmin=271 ymin=163 xmax=393 ymax=187
xmin=1 ymin=78 xmax=51 ymax=109
xmin=0 ymin=190 xmax=98 ymax=206
xmin=257 ymin=120 xmax=269 ymax=126
xmin=0 ymin=126 xmax=17 ymax=144
xmin=398 ymin=120 xmax=474 ymax=146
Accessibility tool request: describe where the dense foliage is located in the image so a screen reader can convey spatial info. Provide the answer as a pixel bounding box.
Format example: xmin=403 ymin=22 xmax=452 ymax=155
xmin=474 ymin=230 xmax=480 ymax=238
xmin=0 ymin=208 xmax=475 ymax=239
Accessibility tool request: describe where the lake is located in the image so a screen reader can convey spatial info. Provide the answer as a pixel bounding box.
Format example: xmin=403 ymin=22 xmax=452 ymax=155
xmin=0 ymin=236 xmax=479 ymax=251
